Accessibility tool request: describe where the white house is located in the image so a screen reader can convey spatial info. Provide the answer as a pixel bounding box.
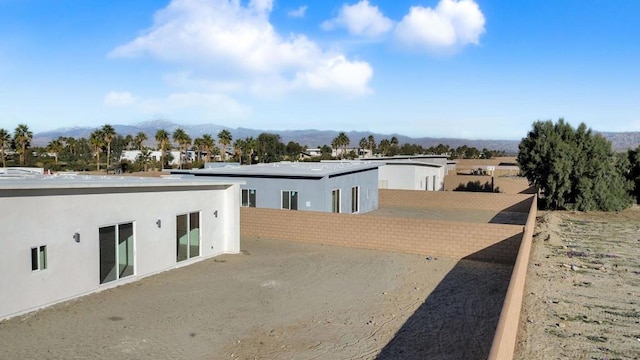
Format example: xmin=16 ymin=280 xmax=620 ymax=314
xmin=120 ymin=150 xmax=184 ymax=166
xmin=0 ymin=173 xmax=242 ymax=320
xmin=322 ymin=157 xmax=447 ymax=191
xmin=172 ymin=162 xmax=380 ymax=214
xmin=377 ymin=160 xmax=445 ymax=191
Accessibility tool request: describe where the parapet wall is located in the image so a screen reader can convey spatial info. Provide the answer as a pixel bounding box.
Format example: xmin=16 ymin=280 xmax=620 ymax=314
xmin=241 ymin=191 xmax=535 ymax=263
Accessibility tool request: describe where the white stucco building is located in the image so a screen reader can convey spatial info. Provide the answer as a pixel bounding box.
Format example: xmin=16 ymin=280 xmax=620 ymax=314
xmin=0 ymin=173 xmax=241 ymax=320
xmin=377 ymin=160 xmax=446 ymax=191
xmin=172 ymin=162 xmax=380 ymax=214
xmin=323 ymin=156 xmax=447 ymax=191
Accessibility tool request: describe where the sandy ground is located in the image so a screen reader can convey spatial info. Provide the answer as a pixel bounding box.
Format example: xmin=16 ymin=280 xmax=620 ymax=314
xmin=0 ymin=237 xmax=512 ymax=359
xmin=516 ymin=208 xmax=640 ymax=359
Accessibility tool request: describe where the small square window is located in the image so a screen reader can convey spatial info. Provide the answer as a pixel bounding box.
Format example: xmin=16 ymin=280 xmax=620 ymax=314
xmin=31 ymin=245 xmax=47 ymax=271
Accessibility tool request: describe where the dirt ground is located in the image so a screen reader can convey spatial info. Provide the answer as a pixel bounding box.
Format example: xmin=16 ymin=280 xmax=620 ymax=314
xmin=516 ymin=208 xmax=640 ymax=359
xmin=0 ymin=237 xmax=512 ymax=360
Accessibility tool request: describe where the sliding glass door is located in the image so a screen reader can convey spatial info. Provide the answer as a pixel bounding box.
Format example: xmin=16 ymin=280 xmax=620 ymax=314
xmin=99 ymin=222 xmax=134 ymax=284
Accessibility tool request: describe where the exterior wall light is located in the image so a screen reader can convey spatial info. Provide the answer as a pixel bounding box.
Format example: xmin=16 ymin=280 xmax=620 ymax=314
xmin=73 ymin=232 xmax=80 ymax=243
xmin=214 ymin=210 xmax=218 ymax=218
xmin=156 ymin=219 xmax=162 ymax=228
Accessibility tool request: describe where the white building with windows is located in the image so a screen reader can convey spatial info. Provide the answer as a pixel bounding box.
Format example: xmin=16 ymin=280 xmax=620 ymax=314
xmin=322 ymin=156 xmax=447 ymax=191
xmin=0 ymin=173 xmax=241 ymax=320
xmin=377 ymin=160 xmax=446 ymax=191
xmin=171 ymin=162 xmax=380 ymax=214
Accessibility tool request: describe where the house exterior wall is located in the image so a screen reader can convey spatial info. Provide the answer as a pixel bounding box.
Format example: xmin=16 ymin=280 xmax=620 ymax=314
xmin=0 ymin=183 xmax=240 ymax=320
xmin=378 ymin=164 xmax=445 ymax=191
xmin=209 ymin=168 xmax=379 ymax=213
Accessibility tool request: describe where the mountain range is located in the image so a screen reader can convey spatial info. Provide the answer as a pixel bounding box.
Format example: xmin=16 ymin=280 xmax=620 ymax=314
xmin=32 ymin=120 xmax=640 ymax=154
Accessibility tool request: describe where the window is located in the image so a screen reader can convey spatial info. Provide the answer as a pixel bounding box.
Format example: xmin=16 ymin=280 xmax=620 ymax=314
xmin=351 ymin=186 xmax=359 ymax=213
xmin=31 ymin=245 xmax=47 ymax=271
xmin=332 ymin=189 xmax=341 ymax=213
xmin=99 ymin=223 xmax=134 ymax=284
xmin=281 ymin=191 xmax=298 ymax=210
xmin=177 ymin=212 xmax=200 ymax=262
xmin=241 ymin=189 xmax=256 ymax=207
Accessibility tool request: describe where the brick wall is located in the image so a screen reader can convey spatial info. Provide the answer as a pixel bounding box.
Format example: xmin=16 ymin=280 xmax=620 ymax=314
xmin=444 ymin=175 xmax=534 ymax=194
xmin=240 ymin=190 xmax=533 ymax=263
xmin=488 ymin=195 xmax=538 ymax=360
xmin=380 ymin=189 xmax=533 ymax=213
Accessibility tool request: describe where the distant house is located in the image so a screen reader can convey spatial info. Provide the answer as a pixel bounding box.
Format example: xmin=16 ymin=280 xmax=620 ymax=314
xmin=172 ymin=162 xmax=380 ymax=214
xmin=0 ymin=173 xmax=241 ymax=320
xmin=377 ymin=160 xmax=445 ymax=191
xmin=323 ymin=156 xmax=448 ymax=191
xmin=120 ymin=150 xmax=184 ymax=166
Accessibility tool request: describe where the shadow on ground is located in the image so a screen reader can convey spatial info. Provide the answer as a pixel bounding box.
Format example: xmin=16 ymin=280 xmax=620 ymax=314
xmin=376 ymin=258 xmax=512 ymax=360
xmin=488 ymin=196 xmax=534 ymax=225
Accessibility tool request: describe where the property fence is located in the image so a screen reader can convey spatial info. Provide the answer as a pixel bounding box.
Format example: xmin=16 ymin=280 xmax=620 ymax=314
xmin=488 ymin=194 xmax=538 ymax=360
xmin=444 ymin=175 xmax=535 ymax=194
xmin=241 ymin=190 xmax=535 ymax=263
xmin=240 ymin=189 xmax=538 ymax=358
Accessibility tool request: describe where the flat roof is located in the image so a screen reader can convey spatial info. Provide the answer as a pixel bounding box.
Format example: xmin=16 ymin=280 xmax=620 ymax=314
xmin=0 ymin=173 xmax=243 ymax=190
xmin=381 ymin=160 xmax=444 ymax=168
xmin=172 ymin=162 xmax=380 ymax=179
xmin=321 ymin=159 xmax=444 ymax=168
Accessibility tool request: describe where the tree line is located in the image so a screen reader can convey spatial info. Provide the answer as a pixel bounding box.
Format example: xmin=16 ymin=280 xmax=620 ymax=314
xmin=1 ymin=123 xmax=506 ymax=172
xmin=518 ymin=119 xmax=640 ymax=211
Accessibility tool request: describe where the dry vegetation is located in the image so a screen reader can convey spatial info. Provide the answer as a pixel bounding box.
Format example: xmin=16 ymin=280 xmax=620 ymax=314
xmin=517 ymin=209 xmax=640 ymax=359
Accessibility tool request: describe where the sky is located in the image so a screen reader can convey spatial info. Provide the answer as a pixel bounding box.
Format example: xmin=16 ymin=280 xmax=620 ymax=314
xmin=0 ymin=0 xmax=639 ymax=140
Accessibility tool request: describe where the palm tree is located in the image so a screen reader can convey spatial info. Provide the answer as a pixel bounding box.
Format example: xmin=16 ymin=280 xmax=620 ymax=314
xmin=89 ymin=129 xmax=105 ymax=171
xmin=359 ymin=137 xmax=368 ymax=158
xmin=13 ymin=124 xmax=33 ymax=165
xmin=47 ymin=139 xmax=64 ymax=164
xmin=233 ymin=138 xmax=246 ymax=164
xmin=244 ymin=137 xmax=256 ymax=164
xmin=217 ymin=129 xmax=232 ymax=161
xmin=379 ymin=139 xmax=391 ymax=156
xmin=193 ymin=137 xmax=204 ymax=162
xmin=368 ymin=135 xmax=376 ymax=156
xmin=65 ymin=136 xmax=77 ymax=158
xmin=0 ymin=128 xmax=10 ymax=167
xmin=101 ymin=124 xmax=116 ymax=170
xmin=134 ymin=132 xmax=147 ymax=151
xmin=201 ymin=134 xmax=215 ymax=162
xmin=137 ymin=148 xmax=153 ymax=172
xmin=172 ymin=128 xmax=191 ymax=169
xmin=123 ymin=134 xmax=134 ymax=150
xmin=332 ymin=131 xmax=349 ymax=159
xmin=155 ymin=129 xmax=170 ymax=168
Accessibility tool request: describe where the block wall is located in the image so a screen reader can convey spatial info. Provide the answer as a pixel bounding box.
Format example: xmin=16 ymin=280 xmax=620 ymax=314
xmin=488 ymin=195 xmax=538 ymax=360
xmin=444 ymin=175 xmax=534 ymax=194
xmin=379 ymin=189 xmax=533 ymax=213
xmin=241 ymin=207 xmax=526 ymax=263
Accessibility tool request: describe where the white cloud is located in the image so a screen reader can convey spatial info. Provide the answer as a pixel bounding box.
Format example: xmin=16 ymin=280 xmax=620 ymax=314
xmin=293 ymin=56 xmax=373 ymax=96
xmin=104 ymin=91 xmax=137 ymax=107
xmin=110 ymin=0 xmax=371 ymax=96
xmin=138 ymin=92 xmax=251 ymax=120
xmin=322 ymin=0 xmax=392 ymax=38
xmin=287 ymin=5 xmax=308 ymax=18
xmin=394 ymin=0 xmax=485 ymax=54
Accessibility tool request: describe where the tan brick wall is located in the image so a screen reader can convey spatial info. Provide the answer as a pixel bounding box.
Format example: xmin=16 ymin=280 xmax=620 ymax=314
xmin=239 ymin=189 xmax=539 ymax=358
xmin=444 ymin=175 xmax=534 ymax=194
xmin=241 ymin=204 xmax=528 ymax=263
xmin=488 ymin=195 xmax=538 ymax=360
xmin=380 ymin=189 xmax=533 ymax=213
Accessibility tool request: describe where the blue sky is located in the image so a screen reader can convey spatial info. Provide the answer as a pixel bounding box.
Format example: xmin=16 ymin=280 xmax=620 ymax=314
xmin=1 ymin=0 xmax=639 ymax=139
